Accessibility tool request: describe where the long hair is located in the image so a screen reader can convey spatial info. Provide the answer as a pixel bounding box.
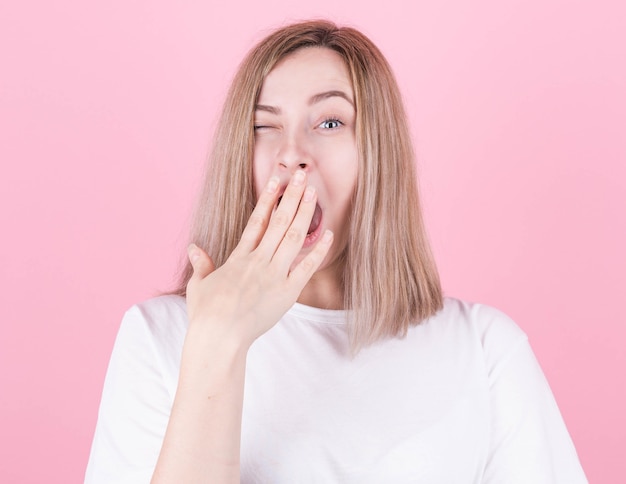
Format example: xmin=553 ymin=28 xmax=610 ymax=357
xmin=172 ymin=20 xmax=443 ymax=351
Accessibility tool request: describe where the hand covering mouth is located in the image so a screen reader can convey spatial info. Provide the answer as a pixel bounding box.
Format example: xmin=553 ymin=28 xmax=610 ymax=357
xmin=275 ymin=195 xmax=322 ymax=235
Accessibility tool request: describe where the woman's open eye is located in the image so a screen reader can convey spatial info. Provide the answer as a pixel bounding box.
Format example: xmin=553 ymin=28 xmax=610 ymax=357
xmin=318 ymin=118 xmax=343 ymax=130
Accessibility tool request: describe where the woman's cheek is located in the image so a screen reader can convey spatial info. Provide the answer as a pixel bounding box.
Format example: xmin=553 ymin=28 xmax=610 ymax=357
xmin=323 ymin=139 xmax=358 ymax=172
xmin=252 ymin=147 xmax=275 ymax=197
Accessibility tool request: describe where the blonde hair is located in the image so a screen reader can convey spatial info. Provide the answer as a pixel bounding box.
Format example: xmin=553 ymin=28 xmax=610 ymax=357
xmin=172 ymin=20 xmax=443 ymax=351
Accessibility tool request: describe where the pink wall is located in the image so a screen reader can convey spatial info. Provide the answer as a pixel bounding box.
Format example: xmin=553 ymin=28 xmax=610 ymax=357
xmin=1 ymin=0 xmax=623 ymax=482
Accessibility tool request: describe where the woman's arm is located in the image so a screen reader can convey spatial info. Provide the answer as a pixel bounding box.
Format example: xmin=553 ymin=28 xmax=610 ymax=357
xmin=151 ymin=171 xmax=333 ymax=483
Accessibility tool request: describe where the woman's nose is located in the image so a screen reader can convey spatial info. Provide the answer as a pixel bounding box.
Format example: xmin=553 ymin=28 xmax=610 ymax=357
xmin=277 ymin=136 xmax=312 ymax=172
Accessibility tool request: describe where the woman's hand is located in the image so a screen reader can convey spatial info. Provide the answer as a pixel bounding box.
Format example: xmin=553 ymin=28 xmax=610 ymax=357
xmin=185 ymin=169 xmax=333 ymax=349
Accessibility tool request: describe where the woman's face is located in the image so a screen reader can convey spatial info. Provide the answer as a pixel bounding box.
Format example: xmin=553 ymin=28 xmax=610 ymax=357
xmin=253 ymin=47 xmax=358 ymax=269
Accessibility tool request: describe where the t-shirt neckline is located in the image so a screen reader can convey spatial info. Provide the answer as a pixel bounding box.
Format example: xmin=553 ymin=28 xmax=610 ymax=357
xmin=288 ymin=302 xmax=349 ymax=325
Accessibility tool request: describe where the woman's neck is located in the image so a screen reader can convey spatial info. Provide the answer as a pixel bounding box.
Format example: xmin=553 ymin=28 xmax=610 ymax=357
xmin=296 ymin=263 xmax=344 ymax=310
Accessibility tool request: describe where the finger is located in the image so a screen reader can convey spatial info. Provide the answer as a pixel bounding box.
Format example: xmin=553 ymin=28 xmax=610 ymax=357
xmin=233 ymin=176 xmax=280 ymax=255
xmin=271 ymin=184 xmax=318 ymax=271
xmin=256 ymin=170 xmax=308 ymax=256
xmin=187 ymin=243 xmax=215 ymax=285
xmin=287 ymin=230 xmax=334 ymax=289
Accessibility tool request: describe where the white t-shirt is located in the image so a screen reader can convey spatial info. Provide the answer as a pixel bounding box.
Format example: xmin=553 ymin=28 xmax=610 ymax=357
xmin=85 ymin=295 xmax=587 ymax=483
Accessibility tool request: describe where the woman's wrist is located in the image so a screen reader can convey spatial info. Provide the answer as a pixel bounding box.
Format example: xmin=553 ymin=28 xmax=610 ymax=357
xmin=179 ymin=322 xmax=249 ymax=381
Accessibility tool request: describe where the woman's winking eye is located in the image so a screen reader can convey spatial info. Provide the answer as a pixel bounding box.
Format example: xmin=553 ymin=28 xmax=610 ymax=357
xmin=253 ymin=121 xmax=273 ymax=131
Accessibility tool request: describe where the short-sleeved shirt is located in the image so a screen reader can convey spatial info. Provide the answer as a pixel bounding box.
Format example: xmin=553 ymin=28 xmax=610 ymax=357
xmin=85 ymin=296 xmax=587 ymax=483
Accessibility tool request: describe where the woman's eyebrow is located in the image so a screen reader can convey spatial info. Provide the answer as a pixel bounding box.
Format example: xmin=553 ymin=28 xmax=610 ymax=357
xmin=255 ymin=104 xmax=280 ymax=114
xmin=309 ymin=90 xmax=354 ymax=106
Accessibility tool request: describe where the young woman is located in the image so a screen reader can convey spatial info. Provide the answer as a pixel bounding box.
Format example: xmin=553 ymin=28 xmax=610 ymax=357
xmin=86 ymin=20 xmax=587 ymax=483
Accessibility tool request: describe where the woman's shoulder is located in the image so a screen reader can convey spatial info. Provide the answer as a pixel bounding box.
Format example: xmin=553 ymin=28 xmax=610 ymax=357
xmin=115 ymin=294 xmax=189 ymax=362
xmin=119 ymin=293 xmax=187 ymax=331
xmin=431 ymin=297 xmax=528 ymax=355
xmin=126 ymin=293 xmax=188 ymax=327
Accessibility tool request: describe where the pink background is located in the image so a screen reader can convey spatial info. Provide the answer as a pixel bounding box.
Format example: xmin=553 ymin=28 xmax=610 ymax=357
xmin=1 ymin=0 xmax=624 ymax=482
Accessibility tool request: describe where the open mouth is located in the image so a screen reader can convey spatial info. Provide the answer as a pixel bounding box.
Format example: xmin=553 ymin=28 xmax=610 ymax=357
xmin=307 ymin=202 xmax=322 ymax=236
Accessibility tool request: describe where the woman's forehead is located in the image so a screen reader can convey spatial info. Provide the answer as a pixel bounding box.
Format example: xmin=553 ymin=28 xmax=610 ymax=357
xmin=258 ymin=47 xmax=354 ymax=106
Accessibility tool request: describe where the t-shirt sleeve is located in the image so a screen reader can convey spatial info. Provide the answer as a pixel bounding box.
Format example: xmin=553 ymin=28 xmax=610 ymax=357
xmin=85 ymin=305 xmax=175 ymax=484
xmin=479 ymin=307 xmax=588 ymax=483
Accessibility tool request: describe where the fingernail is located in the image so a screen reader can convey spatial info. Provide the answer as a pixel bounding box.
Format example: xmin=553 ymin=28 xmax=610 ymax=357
xmin=303 ymin=185 xmax=316 ymax=202
xmin=322 ymin=230 xmax=333 ymax=243
xmin=187 ymin=243 xmax=199 ymax=262
xmin=266 ymin=176 xmax=279 ymax=193
xmin=292 ymin=170 xmax=305 ymax=186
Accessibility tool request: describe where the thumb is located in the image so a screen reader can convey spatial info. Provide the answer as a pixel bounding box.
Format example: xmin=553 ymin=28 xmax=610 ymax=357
xmin=187 ymin=243 xmax=215 ymax=281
